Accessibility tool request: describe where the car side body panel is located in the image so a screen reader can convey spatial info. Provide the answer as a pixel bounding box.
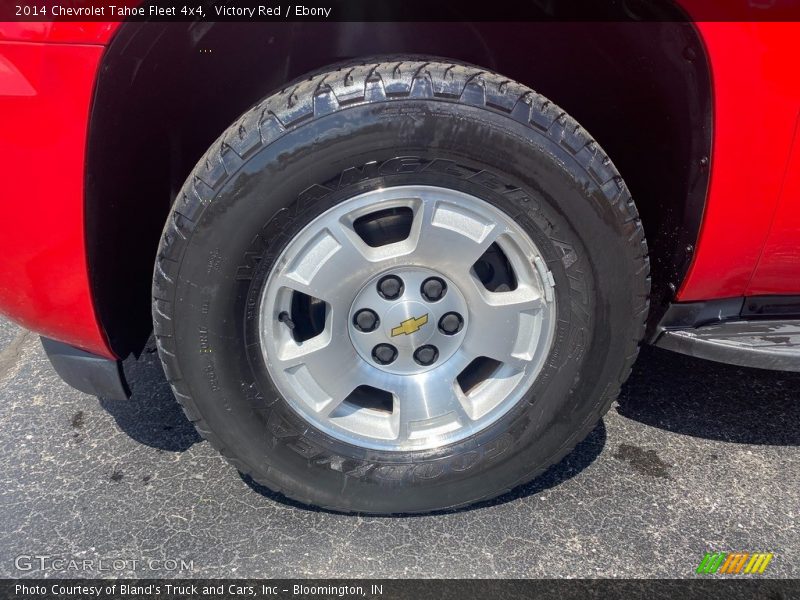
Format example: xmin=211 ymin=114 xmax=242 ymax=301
xmin=677 ymin=22 xmax=800 ymax=301
xmin=0 ymin=22 xmax=120 ymax=44
xmin=745 ymin=115 xmax=800 ymax=296
xmin=0 ymin=39 xmax=112 ymax=357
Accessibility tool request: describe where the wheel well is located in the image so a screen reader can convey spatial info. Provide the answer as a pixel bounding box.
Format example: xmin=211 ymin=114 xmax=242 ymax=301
xmin=86 ymin=18 xmax=711 ymax=357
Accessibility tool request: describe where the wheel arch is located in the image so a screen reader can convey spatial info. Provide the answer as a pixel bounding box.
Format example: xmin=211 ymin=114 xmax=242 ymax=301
xmin=85 ymin=19 xmax=711 ymax=357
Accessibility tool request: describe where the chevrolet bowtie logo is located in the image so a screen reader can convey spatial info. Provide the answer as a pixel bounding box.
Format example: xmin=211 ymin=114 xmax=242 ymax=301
xmin=391 ymin=314 xmax=429 ymax=337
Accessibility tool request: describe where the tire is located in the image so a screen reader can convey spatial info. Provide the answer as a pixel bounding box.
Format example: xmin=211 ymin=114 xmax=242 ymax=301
xmin=152 ymin=58 xmax=650 ymax=514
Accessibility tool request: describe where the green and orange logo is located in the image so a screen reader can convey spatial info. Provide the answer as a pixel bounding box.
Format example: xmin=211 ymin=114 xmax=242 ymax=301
xmin=696 ymin=552 xmax=773 ymax=575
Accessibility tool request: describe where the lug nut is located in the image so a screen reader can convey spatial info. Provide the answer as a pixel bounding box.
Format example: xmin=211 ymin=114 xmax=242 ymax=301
xmin=372 ymin=344 xmax=398 ymax=365
xmin=421 ymin=277 xmax=447 ymax=302
xmin=413 ymin=345 xmax=439 ymax=366
xmin=438 ymin=312 xmax=464 ymax=335
xmin=353 ymin=309 xmax=379 ymax=332
xmin=377 ymin=275 xmax=404 ymax=300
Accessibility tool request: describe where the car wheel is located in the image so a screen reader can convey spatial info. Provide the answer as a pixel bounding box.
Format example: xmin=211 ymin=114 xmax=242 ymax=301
xmin=152 ymin=58 xmax=650 ymax=513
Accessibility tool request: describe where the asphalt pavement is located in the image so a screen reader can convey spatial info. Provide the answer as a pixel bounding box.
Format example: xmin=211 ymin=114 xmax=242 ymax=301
xmin=0 ymin=316 xmax=797 ymax=578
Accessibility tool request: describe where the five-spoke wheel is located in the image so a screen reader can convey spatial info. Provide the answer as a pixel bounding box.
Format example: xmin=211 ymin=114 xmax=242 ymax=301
xmin=259 ymin=186 xmax=556 ymax=450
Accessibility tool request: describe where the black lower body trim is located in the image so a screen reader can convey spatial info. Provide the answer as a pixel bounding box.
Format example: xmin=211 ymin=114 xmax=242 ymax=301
xmin=655 ymin=320 xmax=800 ymax=372
xmin=40 ymin=337 xmax=130 ymax=400
xmin=652 ymin=296 xmax=800 ymax=372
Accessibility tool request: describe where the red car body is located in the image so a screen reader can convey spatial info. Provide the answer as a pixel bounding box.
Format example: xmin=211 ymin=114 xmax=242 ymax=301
xmin=0 ymin=9 xmax=799 ymax=379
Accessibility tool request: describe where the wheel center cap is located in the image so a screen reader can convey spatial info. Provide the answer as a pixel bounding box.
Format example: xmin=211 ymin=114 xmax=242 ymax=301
xmin=348 ymin=267 xmax=469 ymax=376
xmin=384 ymin=301 xmax=434 ymax=348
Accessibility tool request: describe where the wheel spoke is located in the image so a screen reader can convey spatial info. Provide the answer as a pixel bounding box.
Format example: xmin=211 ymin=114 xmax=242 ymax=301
xmin=391 ymin=372 xmax=472 ymax=443
xmin=276 ymin=332 xmax=364 ymax=409
xmin=463 ymin=285 xmax=545 ymax=369
xmin=275 ymin=221 xmax=372 ymax=309
xmin=410 ymin=199 xmax=503 ymax=274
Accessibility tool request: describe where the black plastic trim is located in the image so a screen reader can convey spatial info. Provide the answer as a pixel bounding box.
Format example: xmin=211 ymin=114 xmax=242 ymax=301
xmin=654 ymin=295 xmax=800 ymax=337
xmin=652 ymin=296 xmax=800 ymax=372
xmin=653 ymin=297 xmax=744 ymax=335
xmin=741 ymin=295 xmax=800 ymax=319
xmin=40 ymin=337 xmax=131 ymax=400
xmin=654 ymin=320 xmax=800 ymax=372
